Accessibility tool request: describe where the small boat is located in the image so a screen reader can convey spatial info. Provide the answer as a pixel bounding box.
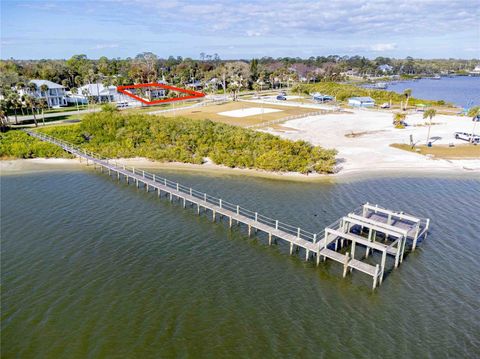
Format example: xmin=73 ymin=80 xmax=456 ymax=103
xmin=373 ymin=82 xmax=388 ymax=89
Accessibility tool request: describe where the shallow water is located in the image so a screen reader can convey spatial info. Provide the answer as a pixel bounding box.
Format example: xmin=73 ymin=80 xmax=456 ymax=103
xmin=2 ymin=168 xmax=480 ymax=358
xmin=386 ymin=76 xmax=480 ymax=108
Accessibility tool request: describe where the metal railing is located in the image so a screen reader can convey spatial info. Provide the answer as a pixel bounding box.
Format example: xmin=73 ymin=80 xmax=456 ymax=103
xmin=26 ymin=130 xmax=319 ymax=244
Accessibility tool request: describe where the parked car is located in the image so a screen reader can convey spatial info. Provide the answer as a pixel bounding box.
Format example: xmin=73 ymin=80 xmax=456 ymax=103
xmin=276 ymin=95 xmax=287 ymax=100
xmin=116 ymin=101 xmax=129 ymax=108
xmin=473 ymin=115 xmax=480 ymax=122
xmin=278 ymin=91 xmax=287 ymax=96
xmin=454 ymin=132 xmax=480 ymax=144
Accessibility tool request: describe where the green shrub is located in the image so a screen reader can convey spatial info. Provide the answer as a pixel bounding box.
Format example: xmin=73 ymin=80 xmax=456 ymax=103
xmin=36 ymin=112 xmax=337 ymax=174
xmin=0 ymin=130 xmax=72 ymax=159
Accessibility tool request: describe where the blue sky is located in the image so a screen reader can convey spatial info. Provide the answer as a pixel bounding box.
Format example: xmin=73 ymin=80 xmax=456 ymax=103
xmin=1 ymin=0 xmax=479 ymax=59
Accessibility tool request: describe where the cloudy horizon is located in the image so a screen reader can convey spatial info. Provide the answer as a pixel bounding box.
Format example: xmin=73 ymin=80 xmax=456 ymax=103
xmin=1 ymin=0 xmax=479 ymax=60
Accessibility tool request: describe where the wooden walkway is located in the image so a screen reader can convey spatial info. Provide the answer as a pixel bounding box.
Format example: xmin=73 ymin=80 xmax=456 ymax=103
xmin=26 ymin=130 xmax=430 ymax=290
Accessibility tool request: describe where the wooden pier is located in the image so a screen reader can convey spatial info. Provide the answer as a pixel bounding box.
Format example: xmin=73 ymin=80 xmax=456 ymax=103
xmin=26 ymin=130 xmax=430 ymax=289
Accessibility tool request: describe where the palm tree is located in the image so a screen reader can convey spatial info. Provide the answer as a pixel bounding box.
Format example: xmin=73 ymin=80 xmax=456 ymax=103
xmin=467 ymin=106 xmax=480 ymax=143
xmin=393 ymin=112 xmax=406 ymax=128
xmin=82 ymin=88 xmax=90 ymax=111
xmin=0 ymin=106 xmax=8 ymax=130
xmin=20 ymin=95 xmax=28 ymax=116
xmin=27 ymin=82 xmax=37 ymax=103
xmin=25 ymin=96 xmax=38 ymax=127
xmin=0 ymin=98 xmax=10 ymax=125
xmin=40 ymin=84 xmax=50 ymax=109
xmin=38 ymin=98 xmax=48 ymax=125
xmin=423 ymin=108 xmax=436 ymax=145
xmin=7 ymin=92 xmax=21 ymax=125
xmin=403 ymin=89 xmax=412 ymax=110
xmin=71 ymin=87 xmax=80 ymax=111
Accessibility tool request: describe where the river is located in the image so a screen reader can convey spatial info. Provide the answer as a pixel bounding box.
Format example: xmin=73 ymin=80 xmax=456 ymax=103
xmin=386 ymin=76 xmax=480 ymax=109
xmin=2 ymin=168 xmax=480 ymax=358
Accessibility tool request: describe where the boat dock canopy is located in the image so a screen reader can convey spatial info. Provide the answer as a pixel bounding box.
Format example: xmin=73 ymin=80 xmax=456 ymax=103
xmin=316 ymin=203 xmax=430 ymax=289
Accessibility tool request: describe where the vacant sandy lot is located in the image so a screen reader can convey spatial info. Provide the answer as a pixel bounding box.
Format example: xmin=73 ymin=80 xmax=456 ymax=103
xmin=267 ymin=109 xmax=480 ymax=174
xmin=218 ymin=107 xmax=282 ymax=117
xmin=161 ymin=101 xmax=315 ymax=127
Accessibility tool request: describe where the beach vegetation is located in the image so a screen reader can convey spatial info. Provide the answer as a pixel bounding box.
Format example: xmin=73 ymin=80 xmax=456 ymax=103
xmin=0 ymin=130 xmax=72 ymax=159
xmin=24 ymin=112 xmax=338 ymax=174
xmin=393 ymin=113 xmax=407 ymax=129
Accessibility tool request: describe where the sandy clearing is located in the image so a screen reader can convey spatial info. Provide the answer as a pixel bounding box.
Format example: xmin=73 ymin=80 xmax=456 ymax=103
xmin=267 ymin=108 xmax=480 ymax=173
xmin=242 ymin=98 xmax=336 ymax=111
xmin=218 ymin=107 xmax=282 ymax=117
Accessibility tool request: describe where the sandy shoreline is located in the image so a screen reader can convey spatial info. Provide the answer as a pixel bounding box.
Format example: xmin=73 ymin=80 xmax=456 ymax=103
xmin=1 ymin=156 xmax=478 ymax=183
xmin=0 ymin=158 xmax=333 ymax=182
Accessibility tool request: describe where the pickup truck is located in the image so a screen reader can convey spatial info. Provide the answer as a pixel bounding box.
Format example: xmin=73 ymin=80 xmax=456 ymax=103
xmin=454 ymin=132 xmax=480 ymax=144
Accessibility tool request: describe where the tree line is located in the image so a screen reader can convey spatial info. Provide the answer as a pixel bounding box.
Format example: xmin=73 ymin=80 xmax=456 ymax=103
xmin=1 ymin=53 xmax=477 ymax=93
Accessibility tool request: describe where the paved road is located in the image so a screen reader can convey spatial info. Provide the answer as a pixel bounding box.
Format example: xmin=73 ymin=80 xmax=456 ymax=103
xmin=10 ymin=109 xmax=96 ymax=123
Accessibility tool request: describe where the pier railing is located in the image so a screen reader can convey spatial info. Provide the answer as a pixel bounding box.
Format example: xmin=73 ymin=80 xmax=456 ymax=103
xmin=26 ymin=130 xmax=319 ymax=244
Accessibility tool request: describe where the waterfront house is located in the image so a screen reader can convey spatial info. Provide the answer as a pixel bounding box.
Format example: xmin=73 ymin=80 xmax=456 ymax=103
xmin=348 ymin=97 xmax=375 ymax=108
xmin=77 ymin=83 xmax=121 ymax=103
xmin=20 ymin=80 xmax=67 ymax=107
xmin=469 ymin=65 xmax=480 ymax=76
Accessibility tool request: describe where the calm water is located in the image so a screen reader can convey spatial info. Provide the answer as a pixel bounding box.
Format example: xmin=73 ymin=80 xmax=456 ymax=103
xmin=2 ymin=168 xmax=480 ymax=358
xmin=387 ymin=76 xmax=480 ymax=108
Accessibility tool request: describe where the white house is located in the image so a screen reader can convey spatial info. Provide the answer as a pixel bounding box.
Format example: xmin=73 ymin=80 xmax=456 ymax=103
xmin=348 ymin=97 xmax=375 ymax=108
xmin=469 ymin=65 xmax=480 ymax=76
xmin=77 ymin=83 xmax=121 ymax=103
xmin=378 ymin=64 xmax=393 ymax=73
xmin=20 ymin=80 xmax=67 ymax=107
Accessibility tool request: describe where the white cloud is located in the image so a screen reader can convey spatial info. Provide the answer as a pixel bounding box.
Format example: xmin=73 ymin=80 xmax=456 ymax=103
xmin=371 ymin=43 xmax=397 ymax=52
xmin=246 ymin=30 xmax=261 ymax=37
xmin=91 ymin=44 xmax=119 ymax=50
xmin=114 ymin=0 xmax=477 ymax=39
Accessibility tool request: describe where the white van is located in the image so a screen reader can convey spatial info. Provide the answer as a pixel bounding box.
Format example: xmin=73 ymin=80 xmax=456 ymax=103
xmin=454 ymin=132 xmax=479 ymax=144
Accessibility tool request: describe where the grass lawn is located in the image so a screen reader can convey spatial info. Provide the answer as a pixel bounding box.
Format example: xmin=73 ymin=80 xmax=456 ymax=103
xmin=123 ymin=100 xmax=203 ymax=114
xmin=391 ymin=143 xmax=480 ymax=159
xmin=44 ymin=104 xmax=92 ymax=114
xmin=10 ymin=113 xmax=84 ymax=128
xmin=160 ymin=101 xmax=317 ymax=127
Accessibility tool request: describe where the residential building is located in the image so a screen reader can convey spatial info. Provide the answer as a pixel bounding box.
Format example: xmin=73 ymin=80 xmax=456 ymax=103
xmin=77 ymin=83 xmax=121 ymax=103
xmin=469 ymin=65 xmax=480 ymax=76
xmin=20 ymin=80 xmax=67 ymax=107
xmin=378 ymin=64 xmax=393 ymax=73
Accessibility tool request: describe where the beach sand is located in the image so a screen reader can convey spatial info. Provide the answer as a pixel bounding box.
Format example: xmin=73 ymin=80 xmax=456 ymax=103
xmin=266 ymin=108 xmax=480 ymax=174
xmin=0 ymin=157 xmax=337 ymax=182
